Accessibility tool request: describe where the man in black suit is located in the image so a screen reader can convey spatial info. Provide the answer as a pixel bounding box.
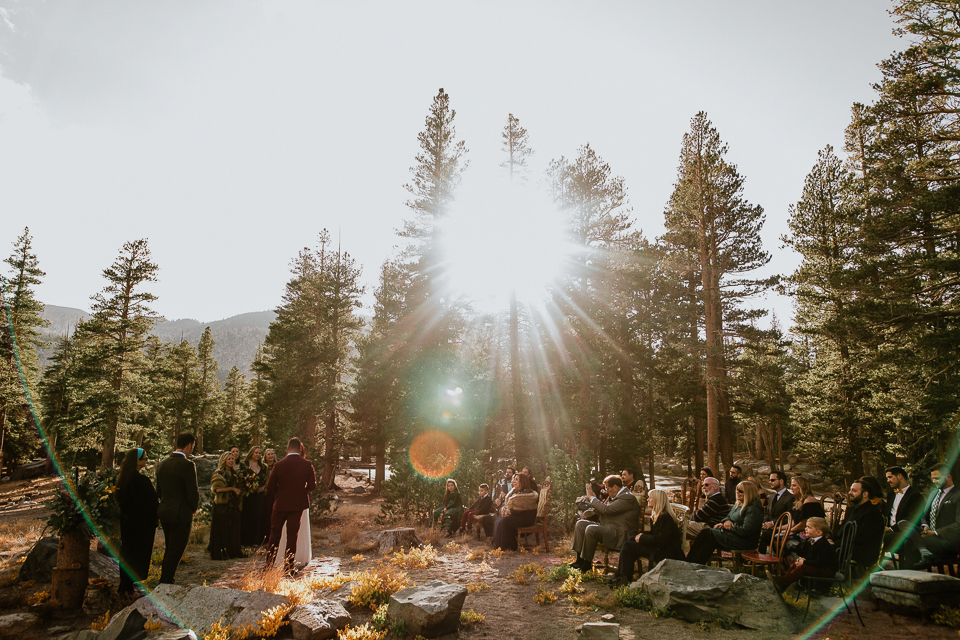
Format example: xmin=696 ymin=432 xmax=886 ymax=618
xmin=883 ymin=465 xmax=924 ymax=552
xmin=900 ymin=468 xmax=960 ymax=570
xmin=759 ymin=470 xmax=793 ymax=553
xmin=155 ymin=433 xmax=200 ymax=584
xmin=834 ymin=476 xmax=885 ymax=568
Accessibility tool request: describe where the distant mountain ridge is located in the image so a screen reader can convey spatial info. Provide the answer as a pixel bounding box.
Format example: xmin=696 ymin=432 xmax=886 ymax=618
xmin=39 ymin=305 xmax=276 ymax=381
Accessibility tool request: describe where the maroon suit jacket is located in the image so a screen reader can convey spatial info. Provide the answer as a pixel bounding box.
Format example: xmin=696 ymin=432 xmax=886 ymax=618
xmin=266 ymin=453 xmax=317 ymax=512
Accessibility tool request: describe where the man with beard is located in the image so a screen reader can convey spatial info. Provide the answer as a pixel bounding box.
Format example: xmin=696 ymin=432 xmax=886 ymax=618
xmin=883 ymin=465 xmax=923 ymax=552
xmin=724 ymin=465 xmax=743 ymax=503
xmin=833 ymin=476 xmax=885 ymax=569
xmin=899 ymin=468 xmax=960 ymax=571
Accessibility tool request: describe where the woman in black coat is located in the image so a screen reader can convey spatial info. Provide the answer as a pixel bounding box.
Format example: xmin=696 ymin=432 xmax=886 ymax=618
xmin=612 ymin=489 xmax=684 ymax=586
xmin=116 ymin=447 xmax=159 ymax=594
xmin=240 ymin=445 xmax=269 ymax=546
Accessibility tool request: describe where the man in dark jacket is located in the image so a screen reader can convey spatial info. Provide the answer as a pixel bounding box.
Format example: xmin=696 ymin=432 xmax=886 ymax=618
xmin=266 ymin=437 xmax=317 ymax=567
xmin=834 ymin=477 xmax=885 ymax=568
xmin=883 ymin=465 xmax=924 ymax=551
xmin=155 ymin=433 xmax=200 ymax=584
xmin=724 ymin=465 xmax=743 ymax=503
xmin=900 ymin=468 xmax=960 ymax=570
xmin=759 ymin=470 xmax=793 ymax=553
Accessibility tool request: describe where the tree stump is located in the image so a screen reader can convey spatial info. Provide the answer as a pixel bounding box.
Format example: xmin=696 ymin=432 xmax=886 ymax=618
xmin=52 ymin=532 xmax=90 ymax=608
xmin=377 ymin=528 xmax=423 ymax=555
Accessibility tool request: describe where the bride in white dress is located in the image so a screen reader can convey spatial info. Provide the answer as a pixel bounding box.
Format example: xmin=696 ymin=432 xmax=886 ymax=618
xmin=274 ymin=508 xmax=312 ymax=567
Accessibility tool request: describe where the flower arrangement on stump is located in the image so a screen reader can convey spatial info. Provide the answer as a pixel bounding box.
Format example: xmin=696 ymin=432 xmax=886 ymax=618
xmin=44 ymin=468 xmax=120 ymax=608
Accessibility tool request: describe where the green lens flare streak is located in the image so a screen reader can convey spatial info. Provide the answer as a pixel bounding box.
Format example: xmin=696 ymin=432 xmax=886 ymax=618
xmin=0 ymin=276 xmax=186 ymax=629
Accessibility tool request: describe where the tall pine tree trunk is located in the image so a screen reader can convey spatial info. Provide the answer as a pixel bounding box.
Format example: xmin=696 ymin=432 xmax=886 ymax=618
xmin=375 ymin=438 xmax=385 ymax=493
xmin=701 ymin=258 xmax=722 ymax=475
xmin=509 ymin=292 xmax=528 ymax=463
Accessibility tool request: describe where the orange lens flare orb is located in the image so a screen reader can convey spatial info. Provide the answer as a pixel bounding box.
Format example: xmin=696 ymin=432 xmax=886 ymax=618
xmin=409 ymin=430 xmax=461 ymax=479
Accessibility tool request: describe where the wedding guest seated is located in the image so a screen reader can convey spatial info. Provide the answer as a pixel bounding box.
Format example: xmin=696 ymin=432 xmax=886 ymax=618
xmin=621 ymin=468 xmax=647 ymax=497
xmin=686 ymin=481 xmax=763 ymax=565
xmin=569 ymin=476 xmax=641 ymax=572
xmin=759 ymin=470 xmax=793 ymax=553
xmin=431 ymin=478 xmax=464 ymax=537
xmin=780 ymin=475 xmax=826 ymax=559
xmin=521 ymin=466 xmax=540 ymax=493
xmin=833 ymin=476 xmax=885 ymax=569
xmin=457 ymin=483 xmax=493 ymax=535
xmin=768 ymin=517 xmax=838 ymax=592
xmin=492 ymin=473 xmax=539 ymax=551
xmin=481 ymin=473 xmax=517 ymax=540
xmin=724 ymin=465 xmax=743 ymax=503
xmin=899 ymin=467 xmax=960 ymax=571
xmin=685 ymin=477 xmax=730 ymax=539
xmin=883 ymin=465 xmax=923 ymax=552
xmin=610 ymin=489 xmax=684 ymax=586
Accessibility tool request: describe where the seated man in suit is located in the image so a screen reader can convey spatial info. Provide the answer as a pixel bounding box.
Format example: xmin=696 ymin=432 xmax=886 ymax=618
xmin=621 ymin=468 xmax=646 ymax=498
xmin=759 ymin=470 xmax=794 ymax=553
xmin=900 ymin=467 xmax=960 ymax=570
xmin=685 ymin=477 xmax=729 ymax=539
xmin=833 ymin=476 xmax=886 ymax=569
xmin=569 ymin=475 xmax=641 ymax=572
xmin=883 ymin=465 xmax=924 ymax=554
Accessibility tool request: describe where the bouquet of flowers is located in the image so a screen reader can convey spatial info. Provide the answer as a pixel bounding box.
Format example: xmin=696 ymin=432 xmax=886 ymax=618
xmin=232 ymin=466 xmax=262 ymax=509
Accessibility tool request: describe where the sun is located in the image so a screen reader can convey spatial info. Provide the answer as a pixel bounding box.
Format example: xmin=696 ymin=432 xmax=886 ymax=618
xmin=440 ymin=178 xmax=572 ymax=314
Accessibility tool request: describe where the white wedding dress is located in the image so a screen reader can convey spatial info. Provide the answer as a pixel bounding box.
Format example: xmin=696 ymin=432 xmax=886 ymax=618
xmin=274 ymin=508 xmax=312 ymax=567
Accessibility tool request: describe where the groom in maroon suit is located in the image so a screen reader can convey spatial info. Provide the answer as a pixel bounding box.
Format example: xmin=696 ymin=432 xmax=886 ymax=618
xmin=266 ymin=437 xmax=317 ymax=567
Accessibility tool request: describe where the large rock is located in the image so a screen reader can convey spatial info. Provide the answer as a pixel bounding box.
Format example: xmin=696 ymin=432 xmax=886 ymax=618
xmin=634 ymin=560 xmax=795 ymax=633
xmin=387 ymin=580 xmax=467 ymax=639
xmin=288 ymin=600 xmax=351 ymax=640
xmin=143 ymin=632 xmax=198 ymax=640
xmin=19 ymin=537 xmax=119 ymax=584
xmin=100 ymin=606 xmax=147 ymax=640
xmin=192 ymin=456 xmax=218 ymax=490
xmin=110 ymin=584 xmax=291 ymax=638
xmin=0 ymin=612 xmax=39 ymax=633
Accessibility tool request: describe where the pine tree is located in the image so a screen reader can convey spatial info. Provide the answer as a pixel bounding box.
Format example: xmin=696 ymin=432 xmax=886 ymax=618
xmin=191 ymin=327 xmax=220 ymax=453
xmin=74 ymin=239 xmax=160 ymax=468
xmin=0 ymin=228 xmax=48 ymax=468
xmin=500 ymin=113 xmax=533 ymax=182
xmin=249 ymin=343 xmax=267 ymax=447
xmin=220 ymin=366 xmax=250 ymax=450
xmin=663 ymin=113 xmax=772 ymax=474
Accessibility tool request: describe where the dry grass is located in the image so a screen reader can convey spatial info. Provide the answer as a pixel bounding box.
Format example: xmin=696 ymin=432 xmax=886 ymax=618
xmin=568 ymin=592 xmax=618 ymax=609
xmin=416 ymin=526 xmax=442 ymax=548
xmin=0 ymin=518 xmax=45 ymax=559
xmin=339 ymin=520 xmax=376 ymax=554
xmin=189 ymin=524 xmax=209 ymax=546
xmin=336 ymin=503 xmax=380 ymax=519
xmin=390 ymin=544 xmax=438 ymax=569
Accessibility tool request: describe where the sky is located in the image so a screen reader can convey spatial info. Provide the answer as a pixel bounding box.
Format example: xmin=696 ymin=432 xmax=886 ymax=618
xmin=0 ymin=1 xmax=903 ymax=325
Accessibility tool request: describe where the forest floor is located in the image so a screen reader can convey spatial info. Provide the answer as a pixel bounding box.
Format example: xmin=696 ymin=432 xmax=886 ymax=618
xmin=0 ymin=471 xmax=955 ymax=640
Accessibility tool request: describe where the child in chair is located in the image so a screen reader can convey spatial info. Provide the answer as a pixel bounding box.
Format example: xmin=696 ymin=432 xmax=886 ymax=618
xmin=457 ymin=483 xmax=493 ymax=535
xmin=768 ymin=516 xmax=838 ymax=592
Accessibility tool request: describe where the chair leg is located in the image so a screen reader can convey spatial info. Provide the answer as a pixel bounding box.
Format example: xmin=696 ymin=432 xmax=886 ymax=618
xmin=803 ymin=586 xmax=812 ymax=622
xmin=851 ymin=592 xmax=864 ymax=627
xmin=543 ymin=531 xmax=549 ymax=552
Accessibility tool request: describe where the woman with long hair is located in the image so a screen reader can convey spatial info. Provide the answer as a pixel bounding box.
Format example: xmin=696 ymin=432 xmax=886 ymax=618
xmin=259 ymin=447 xmax=278 ymax=545
xmin=787 ymin=475 xmax=825 ymax=534
xmin=686 ymin=481 xmax=763 ymax=565
xmin=492 ymin=473 xmax=539 ymax=551
xmin=208 ymin=451 xmax=245 ymax=560
xmin=611 ymin=489 xmax=684 ymax=586
xmin=240 ymin=445 xmax=268 ymax=546
xmin=116 ymin=447 xmax=159 ymax=594
xmin=431 ymin=478 xmax=464 ymax=537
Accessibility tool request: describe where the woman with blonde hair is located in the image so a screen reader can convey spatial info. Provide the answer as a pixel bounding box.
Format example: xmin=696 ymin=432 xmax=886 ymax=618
xmin=686 ymin=481 xmax=763 ymax=565
xmin=786 ymin=475 xmax=825 ymax=535
xmin=611 ymin=489 xmax=684 ymax=586
xmin=209 ymin=451 xmax=245 ymax=560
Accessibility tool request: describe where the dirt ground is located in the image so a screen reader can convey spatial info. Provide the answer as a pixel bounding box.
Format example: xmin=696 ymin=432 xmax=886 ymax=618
xmin=0 ymin=472 xmax=956 ymax=640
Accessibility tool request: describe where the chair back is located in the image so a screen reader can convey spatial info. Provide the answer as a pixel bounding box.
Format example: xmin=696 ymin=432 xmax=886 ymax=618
xmin=834 ymin=520 xmax=858 ymax=580
xmin=771 ymin=511 xmax=793 ymax=562
xmin=671 ymin=503 xmax=690 ymax=531
xmin=681 ymin=478 xmax=701 ymax=511
xmin=536 ymin=477 xmax=553 ymax=519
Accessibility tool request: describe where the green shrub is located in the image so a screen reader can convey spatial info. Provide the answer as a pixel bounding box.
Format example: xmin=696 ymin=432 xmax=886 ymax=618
xmin=614 ymin=587 xmax=650 ymax=610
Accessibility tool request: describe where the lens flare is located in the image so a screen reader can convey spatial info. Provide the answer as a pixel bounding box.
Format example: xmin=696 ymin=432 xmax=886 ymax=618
xmin=409 ymin=430 xmax=461 ymax=479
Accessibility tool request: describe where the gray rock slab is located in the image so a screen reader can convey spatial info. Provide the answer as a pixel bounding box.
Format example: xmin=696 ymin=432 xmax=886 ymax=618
xmin=156 ymin=585 xmax=246 ymax=635
xmin=871 ymin=569 xmax=960 ymax=594
xmin=388 ymin=580 xmax=467 ymax=639
xmin=143 ymin=631 xmax=199 ymax=640
xmin=582 ymin=622 xmax=619 ymax=640
xmin=100 ymin=606 xmax=147 ymax=640
xmin=0 ymin=612 xmax=39 ymax=632
xmin=634 ymin=559 xmax=795 ymax=633
xmin=289 ymin=600 xmax=351 ymax=640
xmin=229 ymin=589 xmax=290 ymax=630
xmin=76 ymin=632 xmax=101 ymax=640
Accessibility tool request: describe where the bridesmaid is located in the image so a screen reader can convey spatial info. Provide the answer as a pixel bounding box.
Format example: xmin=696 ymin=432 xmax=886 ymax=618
xmin=116 ymin=447 xmax=159 ymax=594
xmin=259 ymin=448 xmax=278 ymax=546
xmin=209 ymin=451 xmax=245 ymax=559
xmin=240 ymin=446 xmax=268 ymax=546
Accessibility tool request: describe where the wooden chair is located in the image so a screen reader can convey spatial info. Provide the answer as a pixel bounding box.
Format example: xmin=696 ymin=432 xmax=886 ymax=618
xmin=741 ymin=512 xmax=792 ymax=576
xmin=680 ymin=478 xmax=702 ymax=511
xmin=517 ymin=477 xmax=552 ymax=551
xmin=820 ymin=493 xmax=845 ymax=532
